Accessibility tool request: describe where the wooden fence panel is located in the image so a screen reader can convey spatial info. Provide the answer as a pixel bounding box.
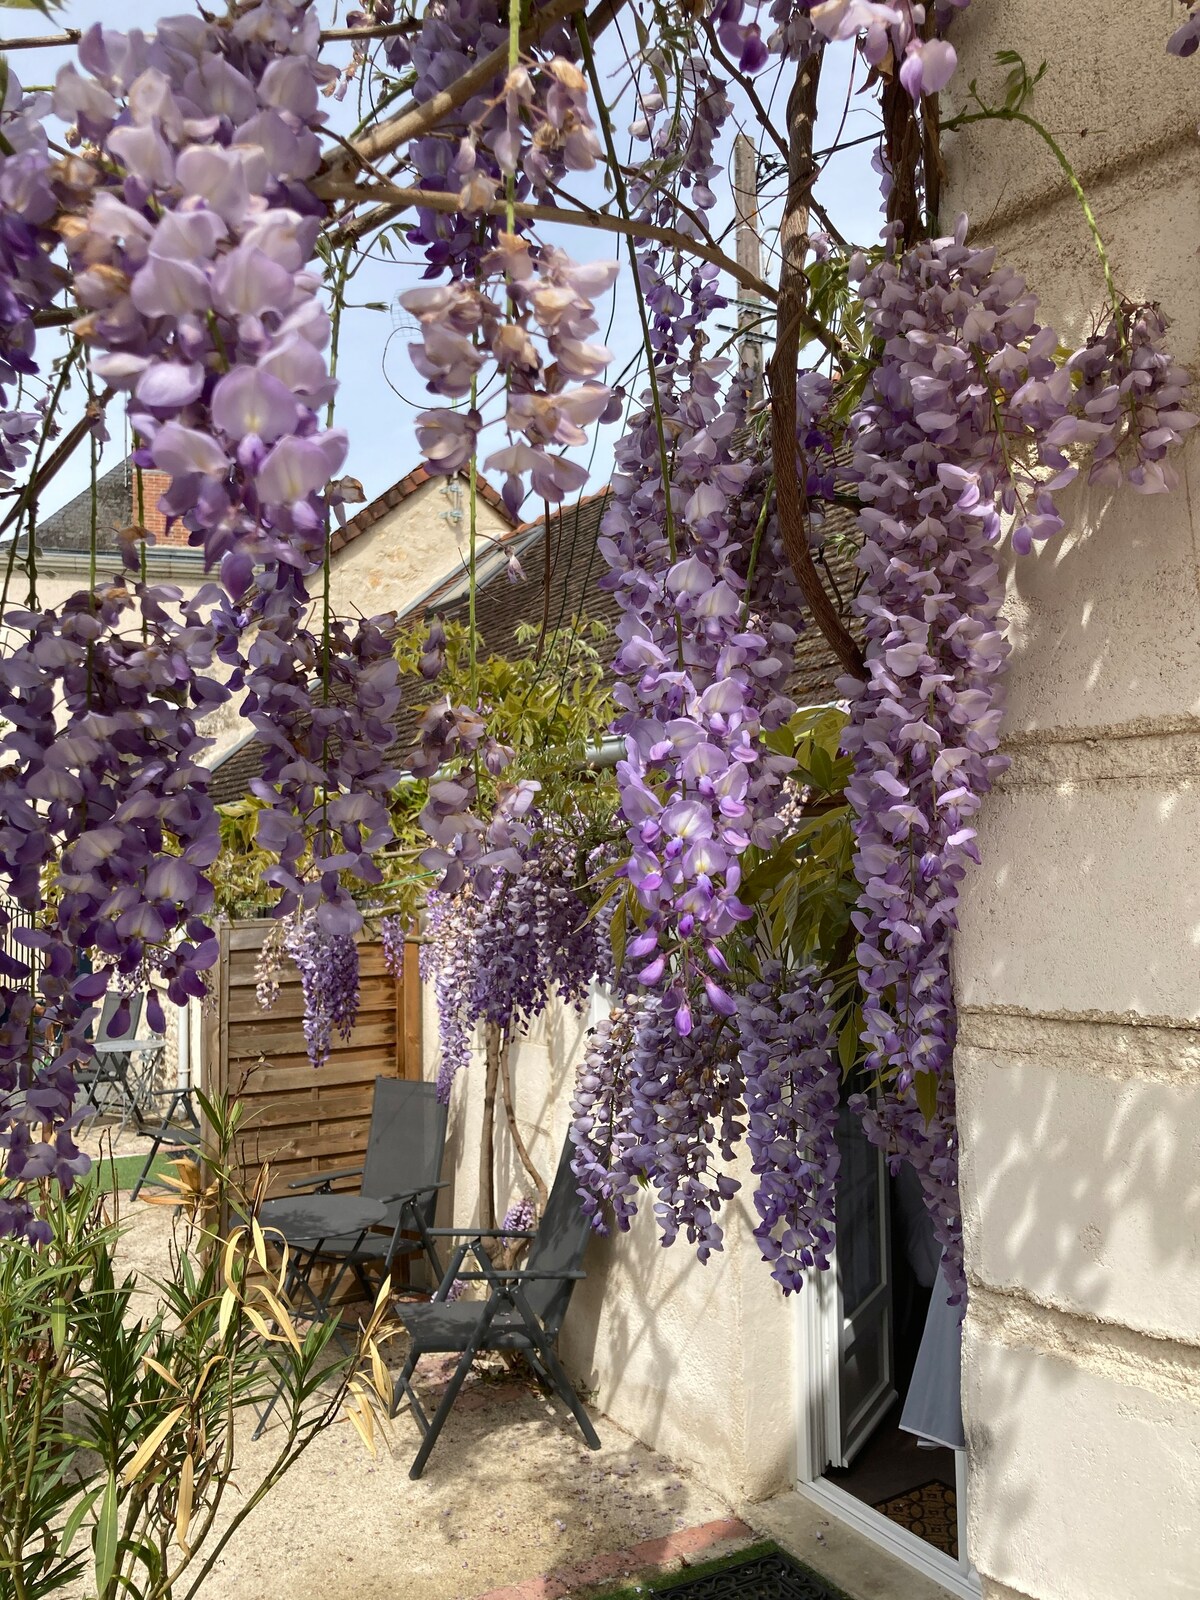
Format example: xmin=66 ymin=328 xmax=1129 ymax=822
xmin=203 ymin=918 xmax=422 ymax=1198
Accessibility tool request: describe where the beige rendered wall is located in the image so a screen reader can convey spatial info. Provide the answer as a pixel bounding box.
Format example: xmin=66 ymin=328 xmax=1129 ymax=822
xmin=945 ymin=5 xmax=1200 ymax=1597
xmin=425 ymin=985 xmax=799 ymax=1508
xmin=324 ymin=474 xmax=510 ymax=620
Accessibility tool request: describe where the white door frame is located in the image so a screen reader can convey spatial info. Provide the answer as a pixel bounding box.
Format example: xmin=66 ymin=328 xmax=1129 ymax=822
xmin=792 ymin=1236 xmax=981 ymax=1599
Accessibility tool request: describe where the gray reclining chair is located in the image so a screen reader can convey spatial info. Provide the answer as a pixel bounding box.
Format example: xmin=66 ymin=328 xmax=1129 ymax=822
xmin=252 ymin=1077 xmax=450 ymax=1438
xmin=391 ymin=1136 xmax=601 ymax=1479
xmin=262 ymin=1075 xmax=449 ymax=1302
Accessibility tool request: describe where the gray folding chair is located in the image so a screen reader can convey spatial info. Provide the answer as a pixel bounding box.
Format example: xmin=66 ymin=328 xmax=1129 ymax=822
xmin=390 ymin=1136 xmax=601 ymax=1479
xmin=262 ymin=1076 xmax=450 ymax=1300
xmin=130 ymin=1084 xmax=201 ymax=1200
xmin=252 ymin=1077 xmax=449 ymax=1437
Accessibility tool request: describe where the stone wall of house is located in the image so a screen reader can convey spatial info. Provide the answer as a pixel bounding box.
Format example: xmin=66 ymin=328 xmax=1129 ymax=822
xmin=946 ymin=5 xmax=1200 ymax=1595
xmin=426 ymin=986 xmax=800 ymax=1509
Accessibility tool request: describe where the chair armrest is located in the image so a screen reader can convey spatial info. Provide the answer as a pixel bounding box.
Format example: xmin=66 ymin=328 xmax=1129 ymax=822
xmin=424 ymin=1226 xmax=536 ymax=1239
xmin=454 ymin=1269 xmax=586 ymax=1282
xmin=376 ymin=1179 xmax=451 ymax=1206
xmin=286 ymin=1165 xmax=363 ymax=1191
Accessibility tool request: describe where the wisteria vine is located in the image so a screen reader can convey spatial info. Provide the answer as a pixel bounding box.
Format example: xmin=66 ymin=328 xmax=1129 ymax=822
xmin=0 ymin=0 xmax=1194 ymax=1305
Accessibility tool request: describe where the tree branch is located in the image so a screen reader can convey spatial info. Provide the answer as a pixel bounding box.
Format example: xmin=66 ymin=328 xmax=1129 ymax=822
xmin=0 ymin=20 xmax=421 ymax=51
xmin=320 ymin=0 xmax=618 ymax=184
xmin=767 ymin=55 xmax=865 ymax=681
xmin=0 ymin=28 xmax=81 ymax=51
xmin=0 ymin=389 xmax=112 ymax=543
xmin=317 ymin=177 xmax=785 ymax=306
xmin=702 ymin=19 xmax=789 ymax=161
xmin=498 ymin=1035 xmax=548 ymax=1210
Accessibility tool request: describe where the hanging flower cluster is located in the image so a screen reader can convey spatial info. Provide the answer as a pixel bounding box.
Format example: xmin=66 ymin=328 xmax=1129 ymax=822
xmin=421 ymin=819 xmax=605 ymax=1098
xmin=419 ymin=887 xmax=479 ymax=1099
xmin=571 ymin=964 xmax=840 ymax=1288
xmin=1067 ymin=304 xmax=1197 ymax=493
xmin=380 ymin=914 xmax=406 ymax=979
xmin=583 ymin=991 xmax=742 ymax=1262
xmin=57 ymin=2 xmax=401 ymax=936
xmin=737 ymin=964 xmax=840 ymax=1291
xmin=570 ymin=995 xmax=644 ymax=1234
xmin=284 ymin=907 xmax=360 ymax=1067
xmin=389 ymin=0 xmax=618 ymax=517
xmin=0 ymin=578 xmax=229 ymax=1239
xmin=0 ymin=69 xmax=62 ymax=496
xmin=601 ymin=283 xmax=811 ymax=1024
xmin=401 ymin=235 xmax=618 ymax=516
xmin=0 ymin=2 xmax=397 ymax=1237
xmin=384 ymin=0 xmax=589 ymax=276
xmin=840 ymin=224 xmax=1195 ymax=1295
xmin=59 ymin=4 xmax=344 ymax=595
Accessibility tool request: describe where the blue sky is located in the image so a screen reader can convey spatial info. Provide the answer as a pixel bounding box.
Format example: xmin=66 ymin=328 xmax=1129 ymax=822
xmin=9 ymin=2 xmax=884 ymax=521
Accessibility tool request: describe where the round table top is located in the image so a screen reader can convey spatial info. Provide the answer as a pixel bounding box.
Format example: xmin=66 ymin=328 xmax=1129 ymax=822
xmin=258 ymin=1192 xmax=386 ymax=1242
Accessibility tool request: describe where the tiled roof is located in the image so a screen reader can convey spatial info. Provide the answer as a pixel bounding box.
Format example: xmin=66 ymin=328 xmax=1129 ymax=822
xmin=207 ymin=488 xmax=861 ymax=806
xmin=34 ymin=459 xmax=512 ymax=558
xmin=35 ymin=462 xmax=133 ymax=554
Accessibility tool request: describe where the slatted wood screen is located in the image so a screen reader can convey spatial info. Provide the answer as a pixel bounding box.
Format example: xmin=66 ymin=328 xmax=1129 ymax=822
xmin=201 ymin=919 xmax=422 ymax=1197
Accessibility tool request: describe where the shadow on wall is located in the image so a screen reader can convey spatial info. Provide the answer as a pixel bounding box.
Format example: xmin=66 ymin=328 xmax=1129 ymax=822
xmin=951 ymin=433 xmax=1200 ymax=1585
xmin=435 ymin=989 xmax=777 ymax=1504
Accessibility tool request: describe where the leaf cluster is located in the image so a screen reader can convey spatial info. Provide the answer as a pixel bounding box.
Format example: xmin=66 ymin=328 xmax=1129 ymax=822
xmin=0 ymin=1098 xmax=394 ymax=1600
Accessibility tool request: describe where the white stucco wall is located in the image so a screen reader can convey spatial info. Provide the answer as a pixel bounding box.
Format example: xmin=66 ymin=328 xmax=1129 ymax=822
xmin=947 ymin=5 xmax=1200 ymax=1596
xmin=425 ymin=986 xmax=799 ymax=1508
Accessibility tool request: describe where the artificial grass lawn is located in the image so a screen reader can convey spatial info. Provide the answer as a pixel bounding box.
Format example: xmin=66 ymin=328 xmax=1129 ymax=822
xmin=584 ymin=1540 xmax=853 ymax=1600
xmin=92 ymin=1151 xmax=176 ymax=1193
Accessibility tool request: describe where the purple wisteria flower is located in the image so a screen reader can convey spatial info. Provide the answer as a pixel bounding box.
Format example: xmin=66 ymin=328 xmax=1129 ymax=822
xmin=839 ymin=222 xmax=1195 ymax=1297
xmin=422 ymin=818 xmax=605 ymax=1101
xmin=285 ymin=909 xmax=361 ymax=1068
xmin=1168 ymin=2 xmax=1200 ymax=57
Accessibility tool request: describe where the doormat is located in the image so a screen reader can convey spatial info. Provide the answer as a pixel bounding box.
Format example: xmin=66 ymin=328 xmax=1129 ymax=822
xmin=621 ymin=1549 xmax=850 ymax=1599
xmin=872 ymin=1479 xmax=958 ymax=1559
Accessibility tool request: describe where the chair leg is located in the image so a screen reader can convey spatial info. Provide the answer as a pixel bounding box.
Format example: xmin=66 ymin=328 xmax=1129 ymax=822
xmin=514 ymin=1301 xmax=601 ymax=1452
xmin=407 ymin=1344 xmax=476 ymax=1480
xmin=129 ymin=1132 xmax=164 ymax=1201
xmin=390 ymin=1349 xmax=422 ymax=1423
xmin=406 ymin=1296 xmax=503 ymax=1480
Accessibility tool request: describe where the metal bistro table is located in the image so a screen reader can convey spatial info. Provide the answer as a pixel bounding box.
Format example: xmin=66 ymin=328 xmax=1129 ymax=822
xmin=252 ymin=1192 xmax=387 ymax=1437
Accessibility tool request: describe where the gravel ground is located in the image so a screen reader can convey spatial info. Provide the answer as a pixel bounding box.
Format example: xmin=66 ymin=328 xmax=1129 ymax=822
xmin=74 ymin=1120 xmax=733 ymax=1600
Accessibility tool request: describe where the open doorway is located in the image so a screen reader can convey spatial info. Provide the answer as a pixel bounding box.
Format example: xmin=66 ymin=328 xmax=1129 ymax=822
xmin=793 ymin=1097 xmax=977 ymax=1596
xmin=825 ymin=1098 xmax=960 ymax=1557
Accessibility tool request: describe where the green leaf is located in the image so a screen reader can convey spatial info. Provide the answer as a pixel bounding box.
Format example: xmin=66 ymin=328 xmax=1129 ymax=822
xmin=608 ymin=897 xmax=626 ymax=986
xmin=808 ymin=743 xmax=835 ymax=794
xmin=838 ymin=1006 xmax=862 ymax=1075
xmin=94 ymin=1469 xmax=118 ymax=1599
xmin=0 ymin=0 xmax=61 ymax=12
xmin=50 ymin=1295 xmax=67 ymax=1354
xmin=59 ymin=1484 xmax=103 ymax=1559
xmin=914 ymin=1070 xmax=939 ymax=1127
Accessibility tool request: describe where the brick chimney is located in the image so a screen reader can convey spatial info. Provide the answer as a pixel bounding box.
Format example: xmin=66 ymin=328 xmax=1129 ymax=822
xmin=132 ymin=468 xmax=192 ymax=548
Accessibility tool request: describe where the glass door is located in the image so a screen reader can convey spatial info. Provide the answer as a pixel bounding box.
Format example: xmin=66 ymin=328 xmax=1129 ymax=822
xmin=825 ymin=1098 xmax=896 ymax=1468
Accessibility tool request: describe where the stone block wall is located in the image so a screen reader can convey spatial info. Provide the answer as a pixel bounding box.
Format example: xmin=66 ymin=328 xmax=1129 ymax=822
xmin=946 ymin=4 xmax=1200 ymax=1593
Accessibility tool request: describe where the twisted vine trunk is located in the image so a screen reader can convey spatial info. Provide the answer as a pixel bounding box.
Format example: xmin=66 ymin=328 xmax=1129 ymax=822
xmin=481 ymin=1022 xmax=501 ymax=1231
xmin=767 ymin=50 xmax=865 ymax=681
xmin=480 ymin=1024 xmax=547 ymax=1269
